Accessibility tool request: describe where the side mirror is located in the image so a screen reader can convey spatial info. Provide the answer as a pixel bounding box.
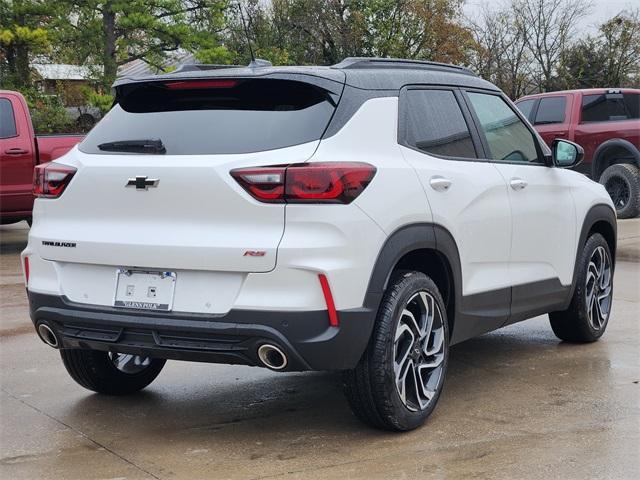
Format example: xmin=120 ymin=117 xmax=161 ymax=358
xmin=552 ymin=139 xmax=583 ymax=168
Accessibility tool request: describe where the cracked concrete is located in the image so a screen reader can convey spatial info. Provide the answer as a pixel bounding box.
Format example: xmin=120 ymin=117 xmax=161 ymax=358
xmin=1 ymin=220 xmax=639 ymax=479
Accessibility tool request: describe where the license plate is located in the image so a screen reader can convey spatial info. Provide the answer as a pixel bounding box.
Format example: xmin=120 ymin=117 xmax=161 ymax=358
xmin=114 ymin=269 xmax=177 ymax=311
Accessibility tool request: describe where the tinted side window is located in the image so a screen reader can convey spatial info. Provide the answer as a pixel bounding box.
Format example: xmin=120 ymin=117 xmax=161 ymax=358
xmin=515 ymin=99 xmax=536 ymax=121
xmin=535 ymin=96 xmax=566 ymax=124
xmin=404 ymin=89 xmax=476 ymax=159
xmin=0 ymin=99 xmax=17 ymax=139
xmin=467 ymin=92 xmax=540 ymax=163
xmin=582 ymin=93 xmax=639 ymax=122
xmin=623 ymin=93 xmax=639 ymax=118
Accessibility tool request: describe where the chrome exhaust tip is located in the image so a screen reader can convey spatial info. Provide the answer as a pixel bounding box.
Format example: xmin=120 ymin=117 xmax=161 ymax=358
xmin=37 ymin=323 xmax=59 ymax=348
xmin=257 ymin=344 xmax=288 ymax=370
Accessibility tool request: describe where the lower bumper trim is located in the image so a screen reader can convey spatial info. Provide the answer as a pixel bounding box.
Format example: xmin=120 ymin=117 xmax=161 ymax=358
xmin=28 ymin=292 xmax=377 ymax=371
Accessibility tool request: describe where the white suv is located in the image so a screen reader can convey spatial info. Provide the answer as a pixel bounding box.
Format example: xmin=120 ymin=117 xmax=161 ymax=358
xmin=23 ymin=58 xmax=617 ymax=431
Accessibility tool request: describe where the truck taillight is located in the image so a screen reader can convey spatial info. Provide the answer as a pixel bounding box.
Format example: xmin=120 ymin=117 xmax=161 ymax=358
xmin=230 ymin=162 xmax=376 ymax=204
xmin=33 ymin=163 xmax=77 ymax=198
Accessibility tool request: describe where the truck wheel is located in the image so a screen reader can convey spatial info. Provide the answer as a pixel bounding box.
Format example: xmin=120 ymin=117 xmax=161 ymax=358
xmin=549 ymin=233 xmax=613 ymax=343
xmin=60 ymin=349 xmax=165 ymax=395
xmin=343 ymin=271 xmax=449 ymax=431
xmin=600 ymin=163 xmax=640 ymax=219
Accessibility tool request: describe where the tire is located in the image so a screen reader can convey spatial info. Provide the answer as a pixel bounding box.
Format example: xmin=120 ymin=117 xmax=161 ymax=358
xmin=600 ymin=163 xmax=640 ymax=219
xmin=549 ymin=233 xmax=613 ymax=343
xmin=343 ymin=271 xmax=449 ymax=431
xmin=60 ymin=349 xmax=166 ymax=395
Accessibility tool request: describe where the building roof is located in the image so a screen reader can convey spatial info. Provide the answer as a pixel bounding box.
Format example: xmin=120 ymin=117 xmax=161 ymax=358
xmin=32 ymin=64 xmax=94 ymax=80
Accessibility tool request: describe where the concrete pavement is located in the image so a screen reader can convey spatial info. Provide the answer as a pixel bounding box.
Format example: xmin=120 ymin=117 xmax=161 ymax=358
xmin=1 ymin=220 xmax=639 ymax=479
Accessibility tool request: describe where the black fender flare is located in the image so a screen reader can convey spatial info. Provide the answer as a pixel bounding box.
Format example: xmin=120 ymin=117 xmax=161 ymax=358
xmin=562 ymin=204 xmax=617 ymax=310
xmin=592 ymin=139 xmax=640 ymax=180
xmin=361 ymin=223 xmax=464 ymax=339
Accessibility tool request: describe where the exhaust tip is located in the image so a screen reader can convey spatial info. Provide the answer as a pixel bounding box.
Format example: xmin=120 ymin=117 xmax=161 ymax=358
xmin=37 ymin=323 xmax=59 ymax=348
xmin=257 ymin=344 xmax=288 ymax=370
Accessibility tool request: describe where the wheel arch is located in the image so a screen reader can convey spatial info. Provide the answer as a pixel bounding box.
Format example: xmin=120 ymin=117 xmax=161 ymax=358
xmin=563 ymin=204 xmax=617 ymax=309
xmin=362 ymin=223 xmax=462 ymax=344
xmin=592 ymin=138 xmax=640 ymax=180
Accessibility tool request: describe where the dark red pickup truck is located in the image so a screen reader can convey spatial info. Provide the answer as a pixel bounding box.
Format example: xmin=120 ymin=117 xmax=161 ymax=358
xmin=1 ymin=90 xmax=83 ymax=225
xmin=516 ymin=88 xmax=640 ymax=218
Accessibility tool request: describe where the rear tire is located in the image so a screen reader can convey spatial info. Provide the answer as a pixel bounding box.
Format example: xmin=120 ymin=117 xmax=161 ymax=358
xmin=60 ymin=349 xmax=165 ymax=395
xmin=343 ymin=271 xmax=449 ymax=431
xmin=600 ymin=163 xmax=640 ymax=219
xmin=549 ymin=233 xmax=613 ymax=343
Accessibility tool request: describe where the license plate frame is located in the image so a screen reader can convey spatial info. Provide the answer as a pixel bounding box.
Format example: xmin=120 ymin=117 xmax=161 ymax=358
xmin=113 ymin=269 xmax=177 ymax=311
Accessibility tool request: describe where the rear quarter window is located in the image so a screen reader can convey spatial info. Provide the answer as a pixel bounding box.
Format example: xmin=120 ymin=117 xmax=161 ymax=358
xmin=79 ymin=79 xmax=336 ymax=155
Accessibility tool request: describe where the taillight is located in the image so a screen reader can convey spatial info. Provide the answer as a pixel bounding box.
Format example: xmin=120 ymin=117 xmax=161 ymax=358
xmin=33 ymin=163 xmax=77 ymax=198
xmin=230 ymin=162 xmax=376 ymax=204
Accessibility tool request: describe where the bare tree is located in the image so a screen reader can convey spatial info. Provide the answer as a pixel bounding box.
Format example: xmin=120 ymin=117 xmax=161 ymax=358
xmin=468 ymin=4 xmax=533 ymax=99
xmin=513 ymin=0 xmax=592 ymax=91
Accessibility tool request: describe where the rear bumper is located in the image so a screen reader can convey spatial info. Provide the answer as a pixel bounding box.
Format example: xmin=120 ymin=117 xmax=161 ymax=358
xmin=28 ymin=291 xmax=377 ymax=371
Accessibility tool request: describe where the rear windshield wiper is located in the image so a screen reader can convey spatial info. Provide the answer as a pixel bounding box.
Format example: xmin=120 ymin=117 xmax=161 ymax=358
xmin=98 ymin=139 xmax=166 ymax=154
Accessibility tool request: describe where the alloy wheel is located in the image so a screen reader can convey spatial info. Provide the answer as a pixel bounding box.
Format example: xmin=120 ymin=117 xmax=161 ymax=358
xmin=108 ymin=352 xmax=152 ymax=374
xmin=393 ymin=291 xmax=445 ymax=412
xmin=585 ymin=246 xmax=612 ymax=331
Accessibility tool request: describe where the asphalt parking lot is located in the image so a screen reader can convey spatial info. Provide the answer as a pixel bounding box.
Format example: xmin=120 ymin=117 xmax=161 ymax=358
xmin=1 ymin=220 xmax=639 ymax=480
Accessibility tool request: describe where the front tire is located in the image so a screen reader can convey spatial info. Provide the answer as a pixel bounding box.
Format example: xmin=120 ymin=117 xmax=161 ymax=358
xmin=343 ymin=271 xmax=449 ymax=431
xmin=60 ymin=349 xmax=166 ymax=395
xmin=600 ymin=163 xmax=640 ymax=219
xmin=549 ymin=233 xmax=613 ymax=343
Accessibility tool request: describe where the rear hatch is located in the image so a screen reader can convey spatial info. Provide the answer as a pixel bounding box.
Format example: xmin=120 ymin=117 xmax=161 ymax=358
xmin=31 ymin=74 xmax=344 ymax=273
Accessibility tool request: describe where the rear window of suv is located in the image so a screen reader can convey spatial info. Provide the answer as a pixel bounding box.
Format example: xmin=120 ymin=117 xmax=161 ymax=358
xmin=581 ymin=92 xmax=639 ymax=123
xmin=79 ymin=79 xmax=337 ymax=155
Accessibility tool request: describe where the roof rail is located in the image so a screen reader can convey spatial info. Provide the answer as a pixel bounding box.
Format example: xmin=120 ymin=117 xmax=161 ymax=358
xmin=333 ymin=57 xmax=476 ymax=76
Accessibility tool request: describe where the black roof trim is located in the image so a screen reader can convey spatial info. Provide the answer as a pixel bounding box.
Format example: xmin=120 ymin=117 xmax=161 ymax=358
xmin=333 ymin=57 xmax=476 ymax=76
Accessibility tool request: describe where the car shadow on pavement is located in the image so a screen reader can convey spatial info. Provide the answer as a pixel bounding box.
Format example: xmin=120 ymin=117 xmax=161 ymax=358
xmin=59 ymin=323 xmax=588 ymax=442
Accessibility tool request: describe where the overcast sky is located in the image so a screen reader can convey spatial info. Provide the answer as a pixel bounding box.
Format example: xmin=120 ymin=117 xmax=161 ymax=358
xmin=463 ymin=0 xmax=637 ymax=33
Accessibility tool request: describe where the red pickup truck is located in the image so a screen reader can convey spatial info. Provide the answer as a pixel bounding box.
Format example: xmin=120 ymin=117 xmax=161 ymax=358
xmin=515 ymin=88 xmax=640 ymax=218
xmin=1 ymin=90 xmax=83 ymax=225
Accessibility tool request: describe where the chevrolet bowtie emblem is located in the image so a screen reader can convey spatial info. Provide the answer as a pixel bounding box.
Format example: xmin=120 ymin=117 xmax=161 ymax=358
xmin=126 ymin=176 xmax=159 ymax=190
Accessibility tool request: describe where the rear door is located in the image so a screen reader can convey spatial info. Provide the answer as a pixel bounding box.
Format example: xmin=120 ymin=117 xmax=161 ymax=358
xmin=30 ymin=77 xmax=341 ymax=273
xmin=399 ymin=86 xmax=512 ymax=333
xmin=0 ymin=93 xmax=36 ymax=216
xmin=463 ymin=90 xmax=577 ymax=319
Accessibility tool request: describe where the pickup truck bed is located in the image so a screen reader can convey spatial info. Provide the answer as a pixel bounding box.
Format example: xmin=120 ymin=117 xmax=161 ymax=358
xmin=1 ymin=90 xmax=83 ymax=224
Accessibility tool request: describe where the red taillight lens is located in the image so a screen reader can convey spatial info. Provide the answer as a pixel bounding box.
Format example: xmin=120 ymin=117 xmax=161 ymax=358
xmin=230 ymin=167 xmax=286 ymax=203
xmin=230 ymin=162 xmax=376 ymax=204
xmin=33 ymin=163 xmax=77 ymax=198
xmin=23 ymin=256 xmax=30 ymax=284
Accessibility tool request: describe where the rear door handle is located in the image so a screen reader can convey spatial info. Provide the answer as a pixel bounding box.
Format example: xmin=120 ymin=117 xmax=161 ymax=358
xmin=4 ymin=148 xmax=28 ymax=155
xmin=429 ymin=176 xmax=453 ymax=192
xmin=510 ymin=178 xmax=528 ymax=190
